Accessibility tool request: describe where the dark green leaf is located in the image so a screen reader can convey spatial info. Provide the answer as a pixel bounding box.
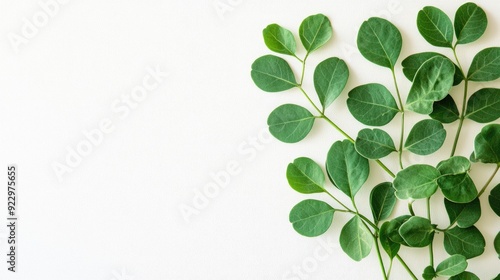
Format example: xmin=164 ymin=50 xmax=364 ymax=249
xmin=444 ymin=226 xmax=485 ymax=259
xmin=399 ymin=216 xmax=435 ymax=247
xmin=251 ymin=55 xmax=297 ymax=92
xmin=314 ymin=57 xmax=349 ymax=109
xmin=471 ymin=124 xmax=500 ymax=164
xmin=355 ymin=129 xmax=396 ymax=159
xmin=267 ymin=104 xmax=315 ymax=143
xmin=299 ymin=14 xmax=332 ymax=53
xmin=404 ymin=119 xmax=446 ymax=155
xmin=465 ymin=88 xmax=500 ymax=123
xmin=339 ymin=216 xmax=373 ymax=261
xmin=286 ymin=157 xmax=325 ymax=194
xmin=357 ymin=17 xmax=402 ymax=69
xmin=393 ymin=164 xmax=440 ymax=200
xmin=417 ymin=6 xmax=454 ymax=48
xmin=490 ymin=183 xmax=500 ymax=216
xmin=450 ymin=271 xmax=480 ymax=280
xmin=326 ymin=140 xmax=369 ymax=198
xmin=289 ymin=199 xmax=334 ymax=237
xmin=468 ymin=47 xmax=500 ymax=82
xmin=370 ymin=182 xmax=396 ymax=224
xmin=422 ymin=265 xmax=436 ymax=280
xmin=444 ymin=198 xmax=481 ymax=228
xmin=379 ymin=221 xmax=400 ymax=259
xmin=437 ymin=156 xmax=471 ymax=175
xmin=438 ymin=173 xmax=477 ymax=203
xmin=263 ymin=24 xmax=296 ymax=56
xmin=455 ymin=3 xmax=487 ymax=44
xmin=429 ymin=94 xmax=460 ymax=123
xmin=406 ymin=56 xmax=455 ymax=114
xmin=386 ymin=215 xmax=411 ymax=246
xmin=494 ymin=231 xmax=500 ymax=258
xmin=402 ymin=52 xmax=463 ymax=86
xmin=436 ymin=254 xmax=468 ymax=277
xmin=347 ymin=83 xmax=399 ymax=126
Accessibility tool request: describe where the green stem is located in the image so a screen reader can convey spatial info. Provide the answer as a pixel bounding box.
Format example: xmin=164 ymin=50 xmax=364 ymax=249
xmin=323 ymin=189 xmax=352 ymax=212
xmin=427 ymin=197 xmax=434 ymax=267
xmin=387 ymin=260 xmax=394 ymax=279
xmin=391 ymin=68 xmax=405 ymax=170
xmin=408 ymin=201 xmax=415 ymax=216
xmin=396 ymin=255 xmax=418 ymax=280
xmin=450 ymin=46 xmax=468 ymax=157
xmin=478 ymin=164 xmax=500 ymax=197
xmin=374 ymin=237 xmax=388 ymax=280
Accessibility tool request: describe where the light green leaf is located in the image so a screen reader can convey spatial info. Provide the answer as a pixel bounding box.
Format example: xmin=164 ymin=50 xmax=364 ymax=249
xmin=444 ymin=198 xmax=481 ymax=228
xmin=263 ymin=24 xmax=297 ymax=56
xmin=450 ymin=271 xmax=480 ymax=280
xmin=444 ymin=226 xmax=485 ymax=259
xmin=436 ymin=254 xmax=468 ymax=277
xmin=490 ymin=183 xmax=500 ymax=216
xmin=267 ymin=104 xmax=315 ymax=143
xmin=251 ymin=55 xmax=297 ymax=92
xmin=286 ymin=157 xmax=325 ymax=194
xmin=355 ymin=129 xmax=396 ymax=159
xmin=299 ymin=14 xmax=332 ymax=53
xmin=438 ymin=173 xmax=477 ymax=203
xmin=289 ymin=199 xmax=334 ymax=237
xmin=455 ymin=3 xmax=487 ymax=44
xmin=339 ymin=216 xmax=373 ymax=261
xmin=326 ymin=140 xmax=369 ymax=198
xmin=399 ymin=216 xmax=435 ymax=247
xmin=422 ymin=266 xmax=436 ymax=280
xmin=404 ymin=119 xmax=446 ymax=155
xmin=357 ymin=17 xmax=402 ymax=69
xmin=314 ymin=57 xmax=349 ymax=109
xmin=347 ymin=83 xmax=399 ymax=126
xmin=465 ymin=88 xmax=500 ymax=123
xmin=417 ymin=6 xmax=454 ymax=48
xmin=471 ymin=124 xmax=500 ymax=164
xmin=379 ymin=221 xmax=400 ymax=259
xmin=430 ymin=94 xmax=460 ymax=123
xmin=494 ymin=231 xmax=500 ymax=258
xmin=468 ymin=47 xmax=500 ymax=82
xmin=370 ymin=182 xmax=396 ymax=224
xmin=386 ymin=215 xmax=411 ymax=246
xmin=394 ymin=164 xmax=440 ymax=200
xmin=402 ymin=52 xmax=464 ymax=86
xmin=406 ymin=56 xmax=455 ymax=114
xmin=437 ymin=156 xmax=471 ymax=176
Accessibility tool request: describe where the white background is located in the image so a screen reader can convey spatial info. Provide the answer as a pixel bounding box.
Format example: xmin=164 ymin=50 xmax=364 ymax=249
xmin=0 ymin=0 xmax=499 ymax=279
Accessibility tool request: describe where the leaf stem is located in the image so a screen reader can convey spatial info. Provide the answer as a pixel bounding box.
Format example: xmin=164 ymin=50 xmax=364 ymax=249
xmin=427 ymin=197 xmax=434 ymax=267
xmin=396 ymin=255 xmax=418 ymax=280
xmin=374 ymin=237 xmax=388 ymax=280
xmin=391 ymin=68 xmax=405 ymax=170
xmin=477 ymin=164 xmax=500 ymax=197
xmin=407 ymin=201 xmax=415 ymax=216
xmin=450 ymin=46 xmax=468 ymax=157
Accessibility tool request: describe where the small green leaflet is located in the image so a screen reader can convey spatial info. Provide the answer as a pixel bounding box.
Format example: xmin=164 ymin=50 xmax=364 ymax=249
xmin=263 ymin=24 xmax=297 ymax=56
xmin=386 ymin=215 xmax=411 ymax=246
xmin=251 ymin=55 xmax=297 ymax=92
xmin=454 ymin=2 xmax=487 ymax=44
xmin=339 ymin=216 xmax=373 ymax=261
xmin=468 ymin=47 xmax=500 ymax=82
xmin=404 ymin=119 xmax=446 ymax=155
xmin=286 ymin=157 xmax=325 ymax=194
xmin=370 ymin=182 xmax=396 ymax=224
xmin=430 ymin=94 xmax=460 ymax=123
xmin=398 ymin=216 xmax=435 ymax=247
xmin=289 ymin=199 xmax=334 ymax=237
xmin=417 ymin=6 xmax=454 ymax=48
xmin=347 ymin=83 xmax=399 ymax=126
xmin=465 ymin=88 xmax=500 ymax=123
xmin=401 ymin=52 xmax=463 ymax=86
xmin=470 ymin=124 xmax=500 ymax=164
xmin=494 ymin=231 xmax=500 ymax=259
xmin=444 ymin=198 xmax=481 ymax=228
xmin=314 ymin=57 xmax=349 ymax=109
xmin=490 ymin=183 xmax=500 ymax=216
xmin=393 ymin=164 xmax=440 ymax=200
xmin=422 ymin=266 xmax=436 ymax=280
xmin=444 ymin=226 xmax=485 ymax=259
xmin=299 ymin=14 xmax=332 ymax=53
xmin=267 ymin=104 xmax=315 ymax=143
xmin=450 ymin=271 xmax=480 ymax=280
xmin=437 ymin=156 xmax=471 ymax=175
xmin=435 ymin=254 xmax=468 ymax=277
xmin=438 ymin=173 xmax=477 ymax=203
xmin=379 ymin=221 xmax=400 ymax=259
xmin=355 ymin=129 xmax=396 ymax=159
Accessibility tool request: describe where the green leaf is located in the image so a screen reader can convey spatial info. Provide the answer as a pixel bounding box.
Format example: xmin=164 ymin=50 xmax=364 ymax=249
xmin=417 ymin=6 xmax=454 ymax=48
xmin=437 ymin=156 xmax=471 ymax=175
xmin=289 ymin=199 xmax=334 ymax=237
xmin=454 ymin=3 xmax=487 ymax=44
xmin=379 ymin=221 xmax=400 ymax=259
xmin=286 ymin=157 xmax=325 ymax=194
xmin=399 ymin=216 xmax=435 ymax=247
xmin=444 ymin=226 xmax=485 ymax=259
xmin=402 ymin=52 xmax=464 ymax=86
xmin=299 ymin=14 xmax=332 ymax=53
xmin=370 ymin=182 xmax=396 ymax=224
xmin=468 ymin=47 xmax=500 ymax=82
xmin=436 ymin=254 xmax=468 ymax=277
xmin=393 ymin=164 xmax=440 ymax=200
xmin=429 ymin=94 xmax=460 ymax=123
xmin=355 ymin=129 xmax=396 ymax=159
xmin=357 ymin=17 xmax=402 ymax=69
xmin=386 ymin=215 xmax=411 ymax=246
xmin=422 ymin=265 xmax=436 ymax=280
xmin=490 ymin=183 xmax=500 ymax=216
xmin=438 ymin=173 xmax=477 ymax=203
xmin=444 ymin=198 xmax=481 ymax=228
xmin=339 ymin=216 xmax=373 ymax=261
xmin=404 ymin=119 xmax=446 ymax=155
xmin=267 ymin=104 xmax=315 ymax=143
xmin=450 ymin=271 xmax=480 ymax=280
xmin=465 ymin=88 xmax=500 ymax=123
xmin=406 ymin=56 xmax=455 ymax=114
xmin=347 ymin=83 xmax=399 ymax=126
xmin=326 ymin=140 xmax=369 ymax=198
xmin=263 ymin=24 xmax=297 ymax=56
xmin=314 ymin=57 xmax=349 ymax=109
xmin=471 ymin=124 xmax=500 ymax=164
xmin=251 ymin=55 xmax=297 ymax=92
xmin=494 ymin=231 xmax=500 ymax=258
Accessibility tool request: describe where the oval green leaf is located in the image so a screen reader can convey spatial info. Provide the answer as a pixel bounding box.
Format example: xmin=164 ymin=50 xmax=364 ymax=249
xmin=355 ymin=129 xmax=396 ymax=159
xmin=437 ymin=156 xmax=471 ymax=176
xmin=299 ymin=14 xmax=332 ymax=53
xmin=326 ymin=140 xmax=369 ymax=198
xmin=404 ymin=119 xmax=446 ymax=155
xmin=494 ymin=231 xmax=500 ymax=259
xmin=347 ymin=83 xmax=399 ymax=126
xmin=444 ymin=198 xmax=481 ymax=228
xmin=450 ymin=271 xmax=480 ymax=280
xmin=430 ymin=94 xmax=460 ymax=123
xmin=251 ymin=55 xmax=297 ymax=92
xmin=490 ymin=183 xmax=500 ymax=216
xmin=436 ymin=254 xmax=468 ymax=277
xmin=455 ymin=3 xmax=487 ymax=44
xmin=263 ymin=24 xmax=297 ymax=56
xmin=339 ymin=216 xmax=373 ymax=261
xmin=267 ymin=104 xmax=315 ymax=143
xmin=417 ymin=6 xmax=454 ymax=48
xmin=438 ymin=174 xmax=477 ymax=203
xmin=422 ymin=265 xmax=436 ymax=280
xmin=289 ymin=199 xmax=334 ymax=237
xmin=379 ymin=221 xmax=400 ymax=259
xmin=286 ymin=157 xmax=325 ymax=194
xmin=370 ymin=182 xmax=396 ymax=224
xmin=468 ymin=47 xmax=500 ymax=82
xmin=402 ymin=52 xmax=463 ymax=86
xmin=386 ymin=215 xmax=411 ymax=246
xmin=471 ymin=124 xmax=500 ymax=164
xmin=394 ymin=164 xmax=440 ymax=200
xmin=399 ymin=216 xmax=435 ymax=247
xmin=444 ymin=226 xmax=485 ymax=259
xmin=357 ymin=17 xmax=402 ymax=69
xmin=465 ymin=88 xmax=500 ymax=123
xmin=314 ymin=57 xmax=349 ymax=109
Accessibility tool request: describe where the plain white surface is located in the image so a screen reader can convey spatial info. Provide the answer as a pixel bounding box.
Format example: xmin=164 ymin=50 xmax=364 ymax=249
xmin=0 ymin=0 xmax=499 ymax=279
